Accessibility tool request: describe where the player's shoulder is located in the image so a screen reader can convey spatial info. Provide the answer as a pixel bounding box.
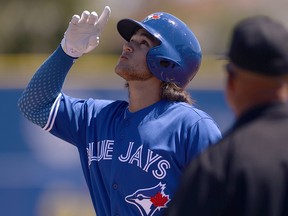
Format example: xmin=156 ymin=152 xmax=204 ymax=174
xmin=169 ymin=101 xmax=213 ymax=119
xmin=160 ymin=101 xmax=221 ymax=134
xmin=62 ymin=93 xmax=127 ymax=108
xmin=85 ymin=98 xmax=128 ymax=111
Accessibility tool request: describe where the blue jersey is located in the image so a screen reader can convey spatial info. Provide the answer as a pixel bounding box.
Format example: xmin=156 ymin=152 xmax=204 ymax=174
xmin=18 ymin=46 xmax=221 ymax=216
xmin=46 ymin=93 xmax=221 ymax=216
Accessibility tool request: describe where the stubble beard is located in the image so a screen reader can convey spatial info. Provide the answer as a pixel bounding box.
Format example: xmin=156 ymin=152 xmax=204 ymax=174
xmin=115 ymin=64 xmax=154 ymax=81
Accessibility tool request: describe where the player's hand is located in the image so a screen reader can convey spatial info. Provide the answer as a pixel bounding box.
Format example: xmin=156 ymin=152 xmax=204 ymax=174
xmin=61 ymin=6 xmax=111 ymax=58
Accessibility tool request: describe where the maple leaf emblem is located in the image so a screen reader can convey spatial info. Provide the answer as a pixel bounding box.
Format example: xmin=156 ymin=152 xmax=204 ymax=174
xmin=143 ymin=14 xmax=162 ymax=23
xmin=150 ymin=192 xmax=169 ymax=207
xmin=151 ymin=14 xmax=161 ymax=20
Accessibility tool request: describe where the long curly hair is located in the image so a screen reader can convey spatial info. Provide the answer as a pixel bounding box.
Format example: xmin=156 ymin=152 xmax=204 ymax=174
xmin=125 ymin=82 xmax=194 ymax=105
xmin=161 ymin=82 xmax=193 ymax=105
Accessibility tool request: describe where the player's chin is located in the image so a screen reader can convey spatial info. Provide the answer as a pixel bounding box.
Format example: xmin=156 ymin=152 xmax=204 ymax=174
xmin=115 ymin=64 xmax=153 ymax=81
xmin=115 ymin=60 xmax=126 ymax=72
xmin=114 ymin=66 xmax=130 ymax=80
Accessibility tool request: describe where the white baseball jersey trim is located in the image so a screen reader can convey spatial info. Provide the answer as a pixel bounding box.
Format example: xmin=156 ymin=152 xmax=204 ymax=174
xmin=43 ymin=93 xmax=62 ymax=131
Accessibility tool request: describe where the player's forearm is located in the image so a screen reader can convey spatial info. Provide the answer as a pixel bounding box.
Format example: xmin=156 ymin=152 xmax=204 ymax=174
xmin=18 ymin=45 xmax=76 ymax=127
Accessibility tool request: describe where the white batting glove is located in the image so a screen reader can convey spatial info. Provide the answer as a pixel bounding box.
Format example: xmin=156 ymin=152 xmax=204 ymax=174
xmin=61 ymin=6 xmax=111 ymax=58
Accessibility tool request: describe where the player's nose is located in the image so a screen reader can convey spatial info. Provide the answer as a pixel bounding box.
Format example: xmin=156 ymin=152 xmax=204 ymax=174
xmin=123 ymin=42 xmax=133 ymax=53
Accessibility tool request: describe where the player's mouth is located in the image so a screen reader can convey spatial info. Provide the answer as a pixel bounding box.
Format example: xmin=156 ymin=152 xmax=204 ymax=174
xmin=119 ymin=54 xmax=129 ymax=61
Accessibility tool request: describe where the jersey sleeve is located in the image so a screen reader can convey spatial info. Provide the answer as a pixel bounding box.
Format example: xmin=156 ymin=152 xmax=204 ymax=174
xmin=47 ymin=94 xmax=117 ymax=147
xmin=47 ymin=94 xmax=91 ymax=146
xmin=18 ymin=45 xmax=76 ymax=128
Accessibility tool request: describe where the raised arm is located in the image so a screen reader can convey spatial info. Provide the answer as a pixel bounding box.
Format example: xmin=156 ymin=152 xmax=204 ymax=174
xmin=18 ymin=6 xmax=111 ymax=128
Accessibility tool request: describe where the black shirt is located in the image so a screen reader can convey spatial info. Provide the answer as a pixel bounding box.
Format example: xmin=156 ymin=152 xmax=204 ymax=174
xmin=165 ymin=103 xmax=288 ymax=216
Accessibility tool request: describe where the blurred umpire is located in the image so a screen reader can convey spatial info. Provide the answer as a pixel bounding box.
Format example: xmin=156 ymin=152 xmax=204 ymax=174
xmin=164 ymin=16 xmax=288 ymax=216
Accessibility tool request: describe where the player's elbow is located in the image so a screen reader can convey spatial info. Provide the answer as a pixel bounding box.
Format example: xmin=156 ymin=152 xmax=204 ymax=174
xmin=18 ymin=92 xmax=28 ymax=117
xmin=17 ymin=92 xmax=48 ymax=128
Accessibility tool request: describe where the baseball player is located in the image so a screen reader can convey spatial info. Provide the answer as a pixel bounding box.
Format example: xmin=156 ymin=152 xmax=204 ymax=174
xmin=18 ymin=6 xmax=221 ymax=216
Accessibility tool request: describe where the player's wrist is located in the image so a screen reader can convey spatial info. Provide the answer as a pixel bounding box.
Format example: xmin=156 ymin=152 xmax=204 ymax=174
xmin=61 ymin=38 xmax=83 ymax=58
xmin=58 ymin=44 xmax=79 ymax=61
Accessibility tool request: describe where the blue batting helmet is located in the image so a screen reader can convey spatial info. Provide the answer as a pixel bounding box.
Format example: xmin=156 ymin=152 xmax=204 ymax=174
xmin=117 ymin=12 xmax=202 ymax=88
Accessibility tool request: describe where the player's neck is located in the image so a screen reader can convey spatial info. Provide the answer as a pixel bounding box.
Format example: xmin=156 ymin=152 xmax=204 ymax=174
xmin=127 ymin=79 xmax=162 ymax=112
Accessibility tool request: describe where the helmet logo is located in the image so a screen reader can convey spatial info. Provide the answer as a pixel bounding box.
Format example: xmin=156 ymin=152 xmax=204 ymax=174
xmin=143 ymin=14 xmax=162 ymax=23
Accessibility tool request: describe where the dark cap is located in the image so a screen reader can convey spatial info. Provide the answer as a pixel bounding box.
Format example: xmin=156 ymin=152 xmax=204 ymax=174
xmin=228 ymin=16 xmax=288 ymax=76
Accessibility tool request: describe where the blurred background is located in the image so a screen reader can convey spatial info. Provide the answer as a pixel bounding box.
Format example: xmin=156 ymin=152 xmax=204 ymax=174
xmin=0 ymin=0 xmax=287 ymax=215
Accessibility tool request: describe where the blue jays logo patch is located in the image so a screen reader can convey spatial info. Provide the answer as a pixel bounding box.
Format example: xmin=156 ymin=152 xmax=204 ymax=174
xmin=143 ymin=14 xmax=162 ymax=23
xmin=125 ymin=182 xmax=170 ymax=216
